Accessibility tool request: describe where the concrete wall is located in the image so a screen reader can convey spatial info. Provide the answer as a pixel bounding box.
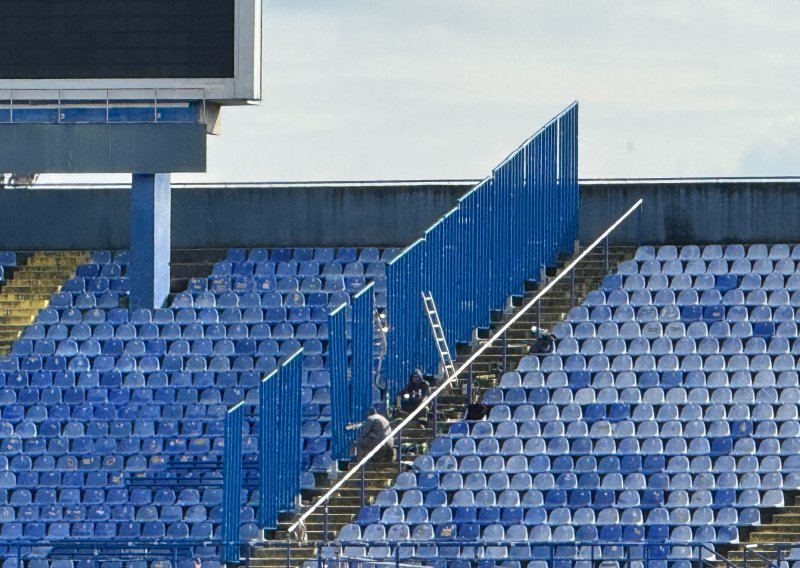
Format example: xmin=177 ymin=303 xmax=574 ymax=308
xmin=579 ymin=180 xmax=800 ymax=246
xmin=0 ymin=182 xmax=473 ymax=250
xmin=3 ymin=179 xmax=800 ymax=250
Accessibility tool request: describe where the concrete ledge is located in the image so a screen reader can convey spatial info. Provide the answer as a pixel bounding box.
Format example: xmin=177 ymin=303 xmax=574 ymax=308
xmin=579 ymin=180 xmax=800 ymax=245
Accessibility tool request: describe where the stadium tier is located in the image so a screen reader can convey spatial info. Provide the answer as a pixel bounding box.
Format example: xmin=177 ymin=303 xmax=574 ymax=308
xmin=327 ymin=244 xmax=800 ymax=567
xmin=0 ymin=248 xmax=393 ymax=567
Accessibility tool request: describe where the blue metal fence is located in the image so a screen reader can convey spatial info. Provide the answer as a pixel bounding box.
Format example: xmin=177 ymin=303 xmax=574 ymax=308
xmin=383 ymin=102 xmax=580 ymax=396
xmin=330 ymin=284 xmax=376 ymax=461
xmin=222 ymin=350 xmax=303 ymax=563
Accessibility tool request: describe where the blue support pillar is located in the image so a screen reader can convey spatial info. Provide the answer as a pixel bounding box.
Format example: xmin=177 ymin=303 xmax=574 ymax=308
xmin=130 ymin=173 xmax=171 ymax=310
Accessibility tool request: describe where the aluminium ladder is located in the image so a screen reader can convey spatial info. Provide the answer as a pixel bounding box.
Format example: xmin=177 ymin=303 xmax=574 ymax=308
xmin=421 ymin=291 xmax=456 ymax=379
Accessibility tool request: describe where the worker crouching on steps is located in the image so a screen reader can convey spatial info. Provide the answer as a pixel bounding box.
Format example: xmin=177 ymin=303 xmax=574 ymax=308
xmin=354 ymin=408 xmax=394 ymax=462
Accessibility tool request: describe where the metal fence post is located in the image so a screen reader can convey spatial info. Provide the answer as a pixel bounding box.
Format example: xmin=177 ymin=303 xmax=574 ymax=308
xmin=466 ymin=364 xmax=474 ymax=404
xmin=536 ymin=298 xmax=541 ymax=333
xmin=570 ymin=265 xmax=576 ymax=307
xmin=323 ymin=501 xmax=329 ymax=544
xmin=397 ymin=430 xmax=403 ymax=471
xmin=360 ymin=466 xmax=366 ymax=508
xmin=502 ymin=331 xmax=508 ymax=373
xmin=433 ymin=396 xmax=438 ymax=434
xmin=604 ymin=235 xmax=610 ymax=274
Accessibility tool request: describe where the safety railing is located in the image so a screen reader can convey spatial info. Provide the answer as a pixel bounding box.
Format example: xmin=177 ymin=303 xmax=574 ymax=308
xmin=289 ymin=185 xmax=643 ymax=537
xmin=5 ymin=539 xmax=217 ymax=568
xmin=739 ymin=542 xmax=796 ymax=568
xmin=238 ymin=541 xmax=736 ymax=567
xmin=330 ymin=283 xmax=376 ymax=460
xmin=222 ymin=349 xmax=304 ymax=563
xmin=0 ymin=87 xmax=207 ymax=124
xmin=383 ymin=101 xmax=579 ymax=398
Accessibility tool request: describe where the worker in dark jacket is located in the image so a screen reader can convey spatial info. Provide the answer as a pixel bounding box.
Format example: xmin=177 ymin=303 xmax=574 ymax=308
xmin=355 ymin=408 xmax=394 ymax=461
xmin=396 ymin=369 xmax=431 ymax=424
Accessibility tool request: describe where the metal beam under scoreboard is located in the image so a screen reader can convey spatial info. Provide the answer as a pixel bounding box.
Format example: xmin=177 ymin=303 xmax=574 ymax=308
xmin=0 ymin=123 xmax=205 ymax=173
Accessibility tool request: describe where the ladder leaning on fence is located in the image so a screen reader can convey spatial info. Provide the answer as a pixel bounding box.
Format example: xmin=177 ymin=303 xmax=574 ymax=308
xmin=421 ymin=291 xmax=456 ymax=379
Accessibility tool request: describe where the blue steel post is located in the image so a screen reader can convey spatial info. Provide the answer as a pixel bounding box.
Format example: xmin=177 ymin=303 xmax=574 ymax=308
xmin=222 ymin=402 xmax=244 ymax=563
xmin=130 ymin=173 xmax=171 ymax=310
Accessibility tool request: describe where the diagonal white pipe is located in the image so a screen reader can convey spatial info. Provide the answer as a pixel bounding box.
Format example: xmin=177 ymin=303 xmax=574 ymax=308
xmin=289 ymin=198 xmax=644 ymax=533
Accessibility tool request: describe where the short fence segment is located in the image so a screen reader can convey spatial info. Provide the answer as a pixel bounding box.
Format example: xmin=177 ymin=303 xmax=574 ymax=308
xmin=384 ymin=102 xmax=580 ymax=397
xmin=352 ymin=284 xmax=376 ymax=418
xmin=329 ymin=303 xmax=349 ymax=460
xmin=258 ymin=350 xmax=303 ymax=531
xmin=330 ymin=285 xmax=376 ymax=460
xmin=221 ymin=403 xmax=244 ymax=563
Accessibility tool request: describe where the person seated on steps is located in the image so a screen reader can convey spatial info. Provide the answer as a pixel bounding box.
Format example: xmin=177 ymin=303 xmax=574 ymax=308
xmin=465 ymin=394 xmax=489 ymax=421
xmin=529 ymin=326 xmax=555 ymax=354
xmin=395 ymin=369 xmax=431 ymax=426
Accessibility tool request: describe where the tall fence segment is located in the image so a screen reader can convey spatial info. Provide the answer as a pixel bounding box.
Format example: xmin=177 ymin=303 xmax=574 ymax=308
xmin=330 ymin=284 xmax=376 ymax=461
xmin=383 ymin=102 xmax=580 ymax=396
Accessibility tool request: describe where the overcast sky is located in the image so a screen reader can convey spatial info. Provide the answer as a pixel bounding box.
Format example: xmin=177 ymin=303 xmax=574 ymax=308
xmin=43 ymin=1 xmax=800 ymax=184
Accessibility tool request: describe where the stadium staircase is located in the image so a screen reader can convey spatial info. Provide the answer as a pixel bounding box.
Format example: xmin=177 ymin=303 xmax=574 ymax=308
xmin=251 ymin=245 xmax=635 ymax=567
xmin=170 ymin=249 xmax=226 ymax=295
xmin=713 ymin=491 xmax=800 ymax=567
xmin=0 ymin=251 xmax=87 ymax=353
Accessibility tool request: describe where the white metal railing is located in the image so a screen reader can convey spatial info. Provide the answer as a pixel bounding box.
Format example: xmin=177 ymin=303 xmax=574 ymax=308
xmin=0 ymin=88 xmax=207 ymax=124
xmin=288 ymin=198 xmax=645 ymax=534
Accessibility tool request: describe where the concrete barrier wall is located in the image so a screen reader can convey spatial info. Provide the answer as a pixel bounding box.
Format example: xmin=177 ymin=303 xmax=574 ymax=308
xmin=2 ymin=179 xmax=800 ymax=250
xmin=579 ymin=180 xmax=800 ymax=246
xmin=0 ymin=182 xmax=473 ymax=250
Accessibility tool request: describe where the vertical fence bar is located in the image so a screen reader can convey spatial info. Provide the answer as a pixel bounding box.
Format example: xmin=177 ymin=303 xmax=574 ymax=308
xmin=360 ymin=465 xmax=366 ymax=508
xmin=352 ymin=284 xmax=376 ymax=416
xmin=222 ymin=402 xmax=244 ymax=563
xmin=259 ymin=370 xmax=279 ymax=529
xmin=281 ymin=350 xmax=303 ymax=513
xmin=467 ymin=365 xmax=473 ymax=404
xmin=329 ymin=304 xmax=349 ymax=460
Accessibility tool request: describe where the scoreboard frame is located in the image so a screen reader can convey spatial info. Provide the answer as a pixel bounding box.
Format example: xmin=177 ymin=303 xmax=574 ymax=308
xmin=0 ymin=0 xmax=262 ymax=105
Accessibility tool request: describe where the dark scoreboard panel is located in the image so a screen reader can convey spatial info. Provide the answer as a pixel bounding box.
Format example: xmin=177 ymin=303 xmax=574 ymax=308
xmin=0 ymin=0 xmax=235 ymax=79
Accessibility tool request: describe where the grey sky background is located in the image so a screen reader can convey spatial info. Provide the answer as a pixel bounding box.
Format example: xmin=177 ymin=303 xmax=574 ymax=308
xmin=43 ymin=1 xmax=800 ymax=184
